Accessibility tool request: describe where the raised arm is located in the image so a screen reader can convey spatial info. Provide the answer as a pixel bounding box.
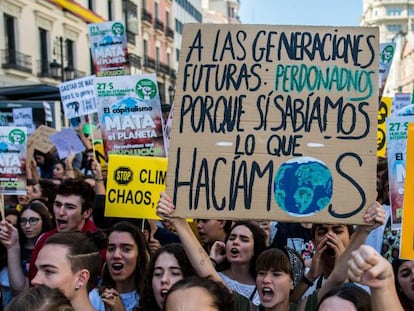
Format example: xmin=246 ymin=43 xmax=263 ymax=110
xmin=0 ymin=220 xmax=29 ymax=292
xmin=348 ymin=244 xmax=403 ymax=311
xmin=156 ymin=192 xmax=223 ymax=284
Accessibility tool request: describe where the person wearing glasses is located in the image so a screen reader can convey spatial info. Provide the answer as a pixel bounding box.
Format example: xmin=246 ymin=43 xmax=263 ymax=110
xmin=0 ymin=178 xmax=97 ymax=295
xmin=0 ymin=200 xmax=53 ymax=307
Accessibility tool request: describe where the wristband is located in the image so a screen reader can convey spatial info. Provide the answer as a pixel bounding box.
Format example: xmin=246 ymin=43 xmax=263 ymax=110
xmin=95 ymin=177 xmax=105 ymax=182
xmin=302 ymin=275 xmax=314 ymax=286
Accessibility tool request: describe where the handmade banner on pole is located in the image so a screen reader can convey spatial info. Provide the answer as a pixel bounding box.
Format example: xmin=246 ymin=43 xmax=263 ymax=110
xmin=95 ymin=74 xmax=166 ymax=157
xmin=88 ymin=21 xmax=130 ymax=77
xmin=59 ymin=75 xmax=97 ymax=119
xmin=166 ymin=24 xmax=379 ymax=223
xmin=105 ymin=154 xmax=167 ymax=219
xmin=0 ymin=127 xmax=27 ymax=195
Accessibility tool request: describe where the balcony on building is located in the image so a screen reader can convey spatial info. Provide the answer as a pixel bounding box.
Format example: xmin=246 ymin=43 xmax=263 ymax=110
xmin=129 ymin=53 xmax=142 ymax=69
xmin=1 ymin=48 xmax=32 ymax=74
xmin=166 ymin=26 xmax=174 ymax=40
xmin=142 ymin=9 xmax=153 ymax=27
xmin=144 ymin=56 xmax=156 ymax=71
xmin=127 ymin=30 xmax=136 ymax=45
xmin=154 ymin=18 xmax=164 ymax=33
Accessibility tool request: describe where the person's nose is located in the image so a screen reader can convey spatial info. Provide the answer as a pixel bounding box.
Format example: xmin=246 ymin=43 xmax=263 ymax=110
xmin=263 ymin=271 xmax=272 ymax=283
xmin=161 ymin=272 xmax=170 ymax=285
xmin=24 ymin=221 xmax=31 ymax=228
xmin=31 ymin=272 xmax=43 ymax=286
xmin=112 ymin=247 xmax=122 ymax=258
xmin=56 ymin=206 xmax=66 ymax=216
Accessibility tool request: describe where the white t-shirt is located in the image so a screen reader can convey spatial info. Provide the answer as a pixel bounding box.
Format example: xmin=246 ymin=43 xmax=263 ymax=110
xmin=219 ymin=272 xmax=260 ymax=306
xmin=89 ymin=288 xmax=139 ymax=311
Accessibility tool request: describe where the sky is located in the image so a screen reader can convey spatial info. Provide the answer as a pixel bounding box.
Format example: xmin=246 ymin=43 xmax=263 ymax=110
xmin=238 ymin=0 xmax=362 ymax=26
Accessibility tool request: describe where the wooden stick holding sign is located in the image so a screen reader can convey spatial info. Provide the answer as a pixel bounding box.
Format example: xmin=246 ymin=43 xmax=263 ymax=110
xmin=0 ymin=194 xmax=4 ymax=221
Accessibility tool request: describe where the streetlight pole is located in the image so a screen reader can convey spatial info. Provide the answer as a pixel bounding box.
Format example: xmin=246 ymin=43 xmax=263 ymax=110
xmin=58 ymin=36 xmax=64 ymax=82
xmin=50 ymin=36 xmax=74 ymax=82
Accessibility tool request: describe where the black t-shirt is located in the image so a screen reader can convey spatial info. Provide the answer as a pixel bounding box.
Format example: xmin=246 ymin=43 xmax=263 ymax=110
xmin=270 ymin=222 xmax=314 ymax=262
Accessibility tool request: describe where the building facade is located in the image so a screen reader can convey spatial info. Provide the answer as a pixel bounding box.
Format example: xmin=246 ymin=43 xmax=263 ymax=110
xmin=0 ymin=0 xmax=146 ymax=87
xmin=201 ymin=0 xmax=240 ymax=24
xmin=361 ymin=0 xmax=414 ymax=95
xmin=141 ymin=0 xmax=176 ymax=105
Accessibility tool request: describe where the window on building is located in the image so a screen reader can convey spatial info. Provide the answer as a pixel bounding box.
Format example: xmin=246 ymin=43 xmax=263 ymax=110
xmin=387 ymin=24 xmax=402 ymax=32
xmin=386 ymin=7 xmax=402 ymax=16
xmin=4 ymin=13 xmax=16 ymax=64
xmin=155 ymin=2 xmax=159 ymax=19
xmin=143 ymin=0 xmax=147 ymax=9
xmin=88 ymin=0 xmax=95 ymax=11
xmin=166 ymin=11 xmax=170 ymax=28
xmin=175 ymin=18 xmax=183 ymax=34
xmin=176 ymin=48 xmax=180 ymax=62
xmin=409 ymin=8 xmax=414 ymax=16
xmin=156 ymin=46 xmax=160 ymax=70
xmin=144 ymin=39 xmax=148 ymax=60
xmin=108 ymin=0 xmax=113 ymax=20
xmin=167 ymin=52 xmax=171 ymax=68
xmin=66 ymin=39 xmax=75 ymax=69
xmin=39 ymin=28 xmax=49 ymax=75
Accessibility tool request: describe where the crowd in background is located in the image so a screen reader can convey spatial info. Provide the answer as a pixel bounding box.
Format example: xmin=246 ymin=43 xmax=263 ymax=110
xmin=0 ymin=125 xmax=411 ymax=311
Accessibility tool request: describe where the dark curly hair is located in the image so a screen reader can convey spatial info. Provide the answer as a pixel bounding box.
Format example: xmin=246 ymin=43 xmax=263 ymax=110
xmin=139 ymin=243 xmax=196 ymax=311
xmin=55 ymin=178 xmax=95 ymax=213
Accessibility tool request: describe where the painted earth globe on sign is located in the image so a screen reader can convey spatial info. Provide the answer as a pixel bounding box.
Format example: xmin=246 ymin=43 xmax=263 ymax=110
xmin=274 ymin=157 xmax=333 ymax=216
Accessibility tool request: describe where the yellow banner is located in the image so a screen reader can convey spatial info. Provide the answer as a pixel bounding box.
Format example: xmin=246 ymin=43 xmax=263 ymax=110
xmin=401 ymin=123 xmax=414 ymax=259
xmin=105 ymin=155 xmax=167 ymax=219
xmin=377 ymin=97 xmax=392 ymax=157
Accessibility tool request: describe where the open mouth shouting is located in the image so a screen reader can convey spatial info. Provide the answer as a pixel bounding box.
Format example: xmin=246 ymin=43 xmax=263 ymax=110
xmin=55 ymin=219 xmax=68 ymax=230
xmin=261 ymin=287 xmax=274 ymax=303
xmin=110 ymin=263 xmax=124 ymax=275
xmin=160 ymin=288 xmax=169 ymax=299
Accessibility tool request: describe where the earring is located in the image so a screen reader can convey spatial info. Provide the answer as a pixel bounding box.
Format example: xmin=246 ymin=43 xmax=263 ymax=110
xmin=74 ymin=284 xmax=81 ymax=291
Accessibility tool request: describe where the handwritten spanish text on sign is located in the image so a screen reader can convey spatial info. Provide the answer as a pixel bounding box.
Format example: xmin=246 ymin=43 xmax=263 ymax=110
xmin=166 ymin=24 xmax=379 ymax=224
xmin=105 ymin=154 xmax=167 ymax=219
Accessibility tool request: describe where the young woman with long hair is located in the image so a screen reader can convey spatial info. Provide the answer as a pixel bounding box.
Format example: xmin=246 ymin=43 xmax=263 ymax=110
xmin=89 ymin=221 xmax=150 ymax=311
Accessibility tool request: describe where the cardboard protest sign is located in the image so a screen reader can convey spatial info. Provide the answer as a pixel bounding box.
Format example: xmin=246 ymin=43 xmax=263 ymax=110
xmin=378 ymin=42 xmax=395 ymax=99
xmin=377 ymin=97 xmax=392 ymax=157
xmin=386 ymin=116 xmax=414 ymax=229
xmin=49 ymin=128 xmax=86 ymax=159
xmin=0 ymin=127 xmax=27 ymax=195
xmin=105 ymin=154 xmax=167 ymax=219
xmin=59 ymin=75 xmax=97 ymax=119
xmin=167 ymin=24 xmax=379 ymax=223
xmin=95 ymin=74 xmax=166 ymax=157
xmin=13 ymin=108 xmax=35 ymax=135
xmin=400 ymin=123 xmax=414 ymax=259
xmin=26 ymin=125 xmax=57 ymax=157
xmin=88 ymin=21 xmax=130 ymax=77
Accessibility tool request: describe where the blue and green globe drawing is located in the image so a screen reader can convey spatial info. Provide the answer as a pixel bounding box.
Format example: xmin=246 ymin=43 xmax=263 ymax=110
xmin=274 ymin=157 xmax=333 ymax=216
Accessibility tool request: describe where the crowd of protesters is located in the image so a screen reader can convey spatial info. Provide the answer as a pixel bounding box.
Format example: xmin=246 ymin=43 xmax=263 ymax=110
xmin=0 ymin=124 xmax=411 ymax=311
